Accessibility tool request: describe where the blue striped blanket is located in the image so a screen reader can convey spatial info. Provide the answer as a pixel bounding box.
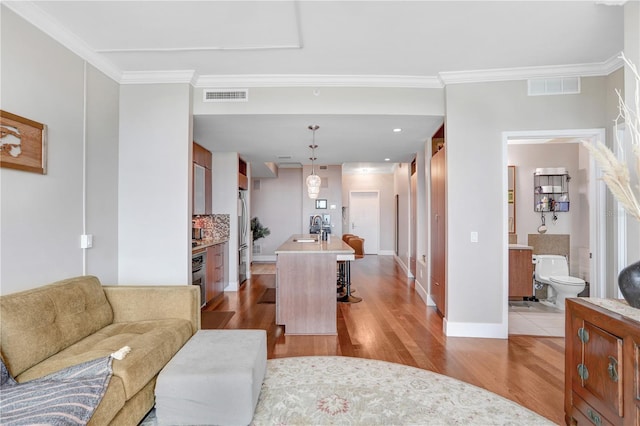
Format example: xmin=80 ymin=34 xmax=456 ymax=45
xmin=0 ymin=355 xmax=113 ymax=425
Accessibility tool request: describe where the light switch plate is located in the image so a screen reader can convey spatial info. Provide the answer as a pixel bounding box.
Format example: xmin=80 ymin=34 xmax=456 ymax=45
xmin=470 ymin=231 xmax=478 ymax=243
xmin=80 ymin=234 xmax=93 ymax=248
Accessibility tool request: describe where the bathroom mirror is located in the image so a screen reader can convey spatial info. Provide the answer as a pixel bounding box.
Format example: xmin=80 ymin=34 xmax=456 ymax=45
xmin=508 ymin=165 xmax=516 ymax=234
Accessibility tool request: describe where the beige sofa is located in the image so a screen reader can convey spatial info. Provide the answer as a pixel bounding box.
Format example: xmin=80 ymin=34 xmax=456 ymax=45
xmin=0 ymin=275 xmax=200 ymax=425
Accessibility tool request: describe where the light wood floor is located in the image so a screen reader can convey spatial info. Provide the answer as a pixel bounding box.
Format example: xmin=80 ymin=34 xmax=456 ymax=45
xmin=206 ymin=255 xmax=565 ymax=424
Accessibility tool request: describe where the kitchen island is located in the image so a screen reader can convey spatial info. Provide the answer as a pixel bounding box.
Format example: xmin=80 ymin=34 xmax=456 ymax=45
xmin=275 ymin=234 xmax=355 ymax=335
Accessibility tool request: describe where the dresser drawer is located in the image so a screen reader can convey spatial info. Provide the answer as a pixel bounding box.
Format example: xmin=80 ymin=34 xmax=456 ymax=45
xmin=572 ymin=392 xmax=615 ymax=426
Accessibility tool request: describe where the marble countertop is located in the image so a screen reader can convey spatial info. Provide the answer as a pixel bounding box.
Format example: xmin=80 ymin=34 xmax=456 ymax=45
xmin=584 ymin=298 xmax=640 ymax=322
xmin=192 ymin=238 xmax=228 ymax=253
xmin=275 ymin=234 xmax=355 ymax=255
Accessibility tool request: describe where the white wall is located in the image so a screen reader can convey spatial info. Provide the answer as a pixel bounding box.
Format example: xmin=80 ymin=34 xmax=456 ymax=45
xmin=1 ymin=7 xmax=119 ymax=293
xmin=302 ymin=165 xmax=343 ymax=237
xmin=393 ymin=163 xmax=411 ymax=274
xmin=212 ymin=152 xmax=241 ymax=289
xmin=86 ymin=66 xmax=120 ymax=284
xmin=118 ymin=84 xmax=192 ymax=285
xmin=251 ymin=168 xmax=303 ymax=260
xmin=444 ymin=76 xmax=608 ymax=337
xmin=194 ymin=87 xmax=445 ymax=116
xmin=342 ymin=172 xmax=395 ymax=254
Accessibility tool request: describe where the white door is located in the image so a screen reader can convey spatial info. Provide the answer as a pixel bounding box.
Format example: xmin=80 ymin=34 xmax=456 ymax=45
xmin=349 ymin=191 xmax=379 ymax=254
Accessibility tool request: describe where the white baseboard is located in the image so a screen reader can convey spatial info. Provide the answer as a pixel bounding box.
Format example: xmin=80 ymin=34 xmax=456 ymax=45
xmin=225 ymin=280 xmax=239 ymax=292
xmin=393 ymin=254 xmax=414 ymax=278
xmin=443 ymin=318 xmax=508 ymax=339
xmin=252 ymin=255 xmax=276 ymax=263
xmin=414 ymin=278 xmax=434 ymax=306
xmin=379 ymin=250 xmax=395 ymax=256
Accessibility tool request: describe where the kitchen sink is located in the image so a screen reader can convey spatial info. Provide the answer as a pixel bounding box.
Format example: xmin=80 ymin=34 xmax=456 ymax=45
xmin=293 ymin=238 xmax=317 ymax=243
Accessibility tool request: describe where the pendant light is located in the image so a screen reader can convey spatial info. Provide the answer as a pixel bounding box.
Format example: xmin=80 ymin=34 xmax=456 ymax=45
xmin=306 ymin=125 xmax=321 ymax=199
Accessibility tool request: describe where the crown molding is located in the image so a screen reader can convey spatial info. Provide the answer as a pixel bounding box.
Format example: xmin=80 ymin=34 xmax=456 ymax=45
xmin=4 ymin=1 xmax=625 ymax=88
xmin=439 ymin=53 xmax=624 ymax=85
xmin=194 ymin=74 xmax=444 ymax=89
xmin=120 ymin=70 xmax=197 ymax=85
xmin=3 ymin=1 xmax=122 ymax=82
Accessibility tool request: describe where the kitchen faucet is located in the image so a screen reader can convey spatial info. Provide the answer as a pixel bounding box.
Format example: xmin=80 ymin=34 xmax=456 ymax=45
xmin=311 ymin=215 xmax=323 ymax=226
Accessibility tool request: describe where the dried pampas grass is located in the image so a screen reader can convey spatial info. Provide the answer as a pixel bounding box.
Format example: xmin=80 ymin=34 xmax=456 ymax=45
xmin=583 ymin=52 xmax=640 ymax=223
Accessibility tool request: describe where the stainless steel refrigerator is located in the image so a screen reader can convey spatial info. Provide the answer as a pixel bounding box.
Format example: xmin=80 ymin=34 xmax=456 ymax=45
xmin=238 ymin=190 xmax=248 ymax=285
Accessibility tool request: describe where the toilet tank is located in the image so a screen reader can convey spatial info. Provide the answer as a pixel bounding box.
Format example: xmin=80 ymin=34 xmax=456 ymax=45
xmin=535 ymin=254 xmax=569 ymax=280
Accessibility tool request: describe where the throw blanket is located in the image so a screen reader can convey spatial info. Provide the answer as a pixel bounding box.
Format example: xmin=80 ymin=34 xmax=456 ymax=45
xmin=0 ymin=347 xmax=130 ymax=425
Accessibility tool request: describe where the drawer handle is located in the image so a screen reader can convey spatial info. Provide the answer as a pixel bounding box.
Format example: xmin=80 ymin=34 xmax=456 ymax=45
xmin=578 ymin=364 xmax=589 ymax=381
xmin=608 ymin=356 xmax=619 ymax=382
xmin=587 ymin=409 xmax=602 ymax=426
xmin=578 ymin=327 xmax=589 ymax=343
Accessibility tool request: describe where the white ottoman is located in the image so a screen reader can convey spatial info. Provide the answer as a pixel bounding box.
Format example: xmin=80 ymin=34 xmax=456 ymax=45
xmin=155 ymin=330 xmax=267 ymax=426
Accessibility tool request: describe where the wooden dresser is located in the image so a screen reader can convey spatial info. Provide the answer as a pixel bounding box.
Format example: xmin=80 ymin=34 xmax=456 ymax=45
xmin=565 ymin=298 xmax=640 ymax=425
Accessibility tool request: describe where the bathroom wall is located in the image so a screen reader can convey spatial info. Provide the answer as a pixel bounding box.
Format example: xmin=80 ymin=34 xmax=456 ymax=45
xmin=508 ymin=142 xmax=588 ymax=279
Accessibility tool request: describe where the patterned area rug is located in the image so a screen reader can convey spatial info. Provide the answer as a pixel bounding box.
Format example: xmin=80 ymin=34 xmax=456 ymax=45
xmin=142 ymin=356 xmax=553 ymax=425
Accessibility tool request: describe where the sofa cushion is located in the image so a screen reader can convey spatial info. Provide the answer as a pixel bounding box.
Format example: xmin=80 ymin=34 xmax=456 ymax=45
xmin=16 ymin=318 xmax=193 ymax=400
xmin=0 ymin=276 xmax=114 ymax=377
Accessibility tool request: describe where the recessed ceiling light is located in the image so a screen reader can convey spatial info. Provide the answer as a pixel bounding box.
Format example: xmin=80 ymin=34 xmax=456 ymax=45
xmin=384 ymin=158 xmax=390 ymax=161
xmin=393 ymin=128 xmax=402 ymax=133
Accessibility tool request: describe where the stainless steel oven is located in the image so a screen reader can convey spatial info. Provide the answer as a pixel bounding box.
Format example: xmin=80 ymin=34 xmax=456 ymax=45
xmin=192 ymin=251 xmax=206 ymax=307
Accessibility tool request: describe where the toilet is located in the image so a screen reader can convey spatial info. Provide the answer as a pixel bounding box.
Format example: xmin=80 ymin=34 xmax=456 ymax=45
xmin=534 ymin=254 xmax=585 ymax=310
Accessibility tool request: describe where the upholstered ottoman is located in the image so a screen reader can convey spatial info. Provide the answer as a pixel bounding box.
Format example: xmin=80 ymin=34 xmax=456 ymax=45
xmin=155 ymin=330 xmax=267 ymax=426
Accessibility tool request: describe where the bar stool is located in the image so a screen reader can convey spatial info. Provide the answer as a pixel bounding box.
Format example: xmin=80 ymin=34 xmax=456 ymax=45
xmin=338 ymin=237 xmax=363 ymax=303
xmin=338 ymin=234 xmax=355 ymax=295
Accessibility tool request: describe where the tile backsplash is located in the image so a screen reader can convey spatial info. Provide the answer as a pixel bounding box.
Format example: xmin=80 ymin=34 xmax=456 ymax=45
xmin=193 ymin=214 xmax=230 ymax=241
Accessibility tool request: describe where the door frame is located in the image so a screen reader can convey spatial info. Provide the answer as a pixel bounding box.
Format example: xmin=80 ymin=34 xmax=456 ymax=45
xmin=348 ymin=190 xmax=380 ymax=255
xmin=502 ymin=128 xmax=607 ymax=319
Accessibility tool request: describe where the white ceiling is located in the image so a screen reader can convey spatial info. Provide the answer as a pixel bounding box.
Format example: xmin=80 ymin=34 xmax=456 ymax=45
xmin=7 ymin=1 xmax=625 ymax=176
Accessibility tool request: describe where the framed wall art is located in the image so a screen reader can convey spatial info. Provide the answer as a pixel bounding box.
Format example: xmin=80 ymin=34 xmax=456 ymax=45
xmin=315 ymin=199 xmax=327 ymax=209
xmin=1 ymin=110 xmax=47 ymax=174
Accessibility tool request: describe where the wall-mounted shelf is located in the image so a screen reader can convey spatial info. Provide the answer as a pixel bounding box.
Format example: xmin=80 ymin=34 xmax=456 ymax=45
xmin=534 ymin=173 xmax=570 ymax=212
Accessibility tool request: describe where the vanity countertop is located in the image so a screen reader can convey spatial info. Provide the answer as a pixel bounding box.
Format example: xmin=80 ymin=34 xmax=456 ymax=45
xmin=509 ymin=244 xmax=533 ymax=250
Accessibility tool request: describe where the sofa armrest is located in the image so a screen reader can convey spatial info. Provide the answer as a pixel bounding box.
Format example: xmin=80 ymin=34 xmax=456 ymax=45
xmin=102 ymin=286 xmax=200 ymax=334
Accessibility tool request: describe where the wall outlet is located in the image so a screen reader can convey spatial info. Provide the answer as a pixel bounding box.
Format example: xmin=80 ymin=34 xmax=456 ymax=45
xmin=80 ymin=234 xmax=93 ymax=248
xmin=470 ymin=231 xmax=478 ymax=243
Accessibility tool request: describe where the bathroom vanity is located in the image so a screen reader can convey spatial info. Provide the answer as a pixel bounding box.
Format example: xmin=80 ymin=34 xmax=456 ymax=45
xmin=565 ymin=298 xmax=640 ymax=425
xmin=508 ymin=245 xmax=533 ymax=299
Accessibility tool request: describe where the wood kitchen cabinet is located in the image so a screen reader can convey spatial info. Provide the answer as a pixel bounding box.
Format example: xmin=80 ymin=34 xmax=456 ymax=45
xmin=205 ymin=243 xmax=226 ymax=307
xmin=565 ymin=298 xmax=639 ymax=425
xmin=430 ymin=145 xmax=446 ymax=316
xmin=193 ymin=142 xmax=212 ymax=215
xmin=238 ymin=157 xmax=248 ymax=190
xmin=509 ymin=247 xmax=533 ymax=299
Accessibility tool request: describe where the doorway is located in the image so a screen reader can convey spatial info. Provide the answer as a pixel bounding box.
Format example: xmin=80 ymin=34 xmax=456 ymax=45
xmin=348 ymin=191 xmax=380 ymax=254
xmin=503 ymin=129 xmax=608 ymax=333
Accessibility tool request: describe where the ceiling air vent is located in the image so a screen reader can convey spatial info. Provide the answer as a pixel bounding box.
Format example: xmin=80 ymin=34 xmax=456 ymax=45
xmin=203 ymin=89 xmax=249 ymax=102
xmin=528 ymin=77 xmax=580 ymax=96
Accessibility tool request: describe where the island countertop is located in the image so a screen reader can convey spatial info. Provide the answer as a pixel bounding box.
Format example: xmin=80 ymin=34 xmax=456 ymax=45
xmin=275 ymin=234 xmax=355 ymax=255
